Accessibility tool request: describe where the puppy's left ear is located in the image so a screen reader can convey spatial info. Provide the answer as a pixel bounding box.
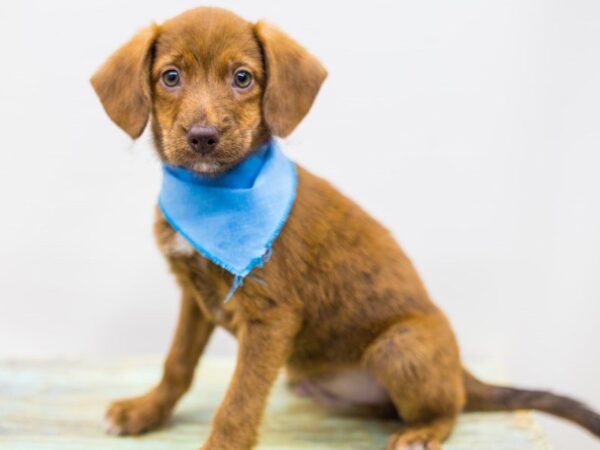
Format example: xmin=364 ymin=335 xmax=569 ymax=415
xmin=254 ymin=21 xmax=327 ymax=138
xmin=91 ymin=24 xmax=159 ymax=139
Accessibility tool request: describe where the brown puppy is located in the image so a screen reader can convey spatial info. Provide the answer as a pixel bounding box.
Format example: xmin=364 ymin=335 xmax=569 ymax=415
xmin=91 ymin=7 xmax=600 ymax=450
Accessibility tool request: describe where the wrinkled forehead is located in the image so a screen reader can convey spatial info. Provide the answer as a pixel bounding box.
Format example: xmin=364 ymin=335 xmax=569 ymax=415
xmin=153 ymin=8 xmax=263 ymax=77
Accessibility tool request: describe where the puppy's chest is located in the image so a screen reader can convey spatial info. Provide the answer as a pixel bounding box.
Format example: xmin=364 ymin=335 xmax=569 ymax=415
xmin=155 ymin=215 xmax=279 ymax=328
xmin=159 ymin=230 xmax=196 ymax=258
xmin=155 ymin=220 xmax=234 ymax=323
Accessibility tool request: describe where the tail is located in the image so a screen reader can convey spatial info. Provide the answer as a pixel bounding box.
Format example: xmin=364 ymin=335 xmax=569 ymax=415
xmin=463 ymin=370 xmax=600 ymax=438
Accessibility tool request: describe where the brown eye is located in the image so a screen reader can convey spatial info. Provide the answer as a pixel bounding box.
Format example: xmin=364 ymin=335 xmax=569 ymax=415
xmin=162 ymin=69 xmax=180 ymax=87
xmin=233 ymin=69 xmax=252 ymax=89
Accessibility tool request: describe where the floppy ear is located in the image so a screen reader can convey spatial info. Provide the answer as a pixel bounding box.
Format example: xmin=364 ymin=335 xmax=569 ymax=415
xmin=90 ymin=24 xmax=159 ymax=139
xmin=254 ymin=21 xmax=327 ymax=138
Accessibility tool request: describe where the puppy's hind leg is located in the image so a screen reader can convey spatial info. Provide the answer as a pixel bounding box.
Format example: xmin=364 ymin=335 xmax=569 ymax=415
xmin=362 ymin=313 xmax=465 ymax=450
xmin=104 ymin=293 xmax=214 ymax=436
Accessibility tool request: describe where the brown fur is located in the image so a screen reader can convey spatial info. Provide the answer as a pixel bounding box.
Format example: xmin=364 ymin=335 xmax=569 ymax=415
xmin=92 ymin=7 xmax=600 ymax=450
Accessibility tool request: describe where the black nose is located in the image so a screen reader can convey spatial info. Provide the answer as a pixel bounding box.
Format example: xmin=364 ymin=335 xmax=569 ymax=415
xmin=187 ymin=126 xmax=220 ymax=154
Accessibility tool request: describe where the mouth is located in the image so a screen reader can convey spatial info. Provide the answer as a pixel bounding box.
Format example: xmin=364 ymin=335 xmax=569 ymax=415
xmin=165 ymin=131 xmax=250 ymax=176
xmin=186 ymin=141 xmax=249 ymax=176
xmin=191 ymin=159 xmax=223 ymax=175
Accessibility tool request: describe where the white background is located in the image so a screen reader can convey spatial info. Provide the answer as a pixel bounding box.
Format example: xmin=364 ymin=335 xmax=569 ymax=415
xmin=0 ymin=1 xmax=598 ymax=448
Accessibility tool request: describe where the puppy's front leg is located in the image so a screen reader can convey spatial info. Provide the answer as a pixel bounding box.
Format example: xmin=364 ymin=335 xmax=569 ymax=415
xmin=201 ymin=311 xmax=300 ymax=450
xmin=105 ymin=292 xmax=214 ymax=435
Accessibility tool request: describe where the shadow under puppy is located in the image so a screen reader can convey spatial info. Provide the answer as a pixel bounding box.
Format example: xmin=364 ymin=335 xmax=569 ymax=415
xmin=91 ymin=7 xmax=600 ymax=450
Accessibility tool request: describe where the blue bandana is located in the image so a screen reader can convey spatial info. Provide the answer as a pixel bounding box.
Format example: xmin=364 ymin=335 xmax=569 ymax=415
xmin=158 ymin=140 xmax=297 ymax=302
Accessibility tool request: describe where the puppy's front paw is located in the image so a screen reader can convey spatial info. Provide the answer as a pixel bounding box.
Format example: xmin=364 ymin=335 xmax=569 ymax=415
xmin=199 ymin=436 xmax=244 ymax=450
xmin=388 ymin=436 xmax=441 ymax=450
xmin=103 ymin=393 xmax=171 ymax=436
xmin=199 ymin=444 xmax=234 ymax=450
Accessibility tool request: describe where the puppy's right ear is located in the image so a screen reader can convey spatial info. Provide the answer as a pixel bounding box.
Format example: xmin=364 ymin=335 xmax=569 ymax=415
xmin=91 ymin=24 xmax=159 ymax=139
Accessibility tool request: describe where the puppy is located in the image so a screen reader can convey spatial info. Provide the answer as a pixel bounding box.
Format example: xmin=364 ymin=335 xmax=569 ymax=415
xmin=91 ymin=7 xmax=600 ymax=450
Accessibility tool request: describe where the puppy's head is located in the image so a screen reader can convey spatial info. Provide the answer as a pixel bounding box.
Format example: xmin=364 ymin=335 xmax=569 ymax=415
xmin=91 ymin=7 xmax=327 ymax=174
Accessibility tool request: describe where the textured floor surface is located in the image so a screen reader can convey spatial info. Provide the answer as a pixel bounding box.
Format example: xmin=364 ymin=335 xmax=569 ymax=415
xmin=0 ymin=357 xmax=552 ymax=449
